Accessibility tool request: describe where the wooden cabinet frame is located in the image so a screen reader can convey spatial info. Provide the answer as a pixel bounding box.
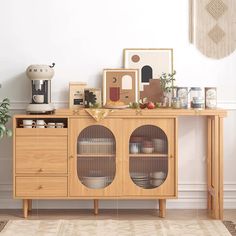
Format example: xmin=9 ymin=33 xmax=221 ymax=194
xmin=13 ymin=109 xmax=227 ymax=219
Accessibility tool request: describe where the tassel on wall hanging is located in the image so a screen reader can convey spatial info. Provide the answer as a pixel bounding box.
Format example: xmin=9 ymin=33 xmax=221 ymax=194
xmin=189 ymin=0 xmax=236 ymax=59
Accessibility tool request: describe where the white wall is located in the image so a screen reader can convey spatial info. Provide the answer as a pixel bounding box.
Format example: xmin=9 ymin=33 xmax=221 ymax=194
xmin=0 ymin=0 xmax=236 ymax=209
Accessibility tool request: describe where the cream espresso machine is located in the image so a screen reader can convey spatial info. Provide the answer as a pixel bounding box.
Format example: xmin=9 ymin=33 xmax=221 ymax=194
xmin=26 ymin=63 xmax=55 ymax=114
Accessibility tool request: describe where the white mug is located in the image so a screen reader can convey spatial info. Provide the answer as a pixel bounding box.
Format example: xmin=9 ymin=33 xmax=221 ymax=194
xmin=33 ymin=95 xmax=44 ymax=104
xmin=23 ymin=120 xmax=35 ymax=128
xmin=56 ymin=123 xmax=64 ymax=128
xmin=47 ymin=122 xmax=55 ymax=128
xmin=36 ymin=120 xmax=46 ymax=128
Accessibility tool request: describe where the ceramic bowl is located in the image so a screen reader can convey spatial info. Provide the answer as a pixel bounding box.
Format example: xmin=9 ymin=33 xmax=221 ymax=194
xmin=150 ymin=179 xmax=164 ymax=187
xmin=141 ymin=147 xmax=154 ymax=154
xmin=152 ymin=139 xmax=166 ymax=153
xmin=150 ymin=171 xmax=166 ymax=179
xmin=82 ymin=176 xmax=108 ymax=189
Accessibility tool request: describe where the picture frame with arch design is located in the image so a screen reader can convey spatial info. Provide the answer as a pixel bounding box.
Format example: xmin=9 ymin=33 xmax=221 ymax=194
xmin=123 ymin=48 xmax=173 ymax=94
xmin=103 ymin=69 xmax=139 ymax=106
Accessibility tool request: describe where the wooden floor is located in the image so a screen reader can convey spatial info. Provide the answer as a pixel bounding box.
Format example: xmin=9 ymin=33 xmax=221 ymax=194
xmin=0 ymin=209 xmax=236 ymax=221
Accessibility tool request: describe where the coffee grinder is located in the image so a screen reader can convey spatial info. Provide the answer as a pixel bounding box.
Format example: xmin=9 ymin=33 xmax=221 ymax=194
xmin=26 ymin=63 xmax=55 ymax=114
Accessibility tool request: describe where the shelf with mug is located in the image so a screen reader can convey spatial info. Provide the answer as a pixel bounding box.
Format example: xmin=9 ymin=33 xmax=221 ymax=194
xmin=129 ymin=153 xmax=168 ymax=158
xmin=16 ymin=118 xmax=68 ymax=129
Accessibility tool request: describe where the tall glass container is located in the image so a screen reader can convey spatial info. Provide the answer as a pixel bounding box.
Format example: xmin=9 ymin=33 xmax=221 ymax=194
xmin=190 ymin=87 xmax=205 ymax=109
xmin=177 ymin=87 xmax=188 ymax=109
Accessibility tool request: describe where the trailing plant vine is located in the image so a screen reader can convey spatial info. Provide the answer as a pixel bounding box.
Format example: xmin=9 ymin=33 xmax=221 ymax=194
xmin=0 ymin=98 xmax=12 ymax=139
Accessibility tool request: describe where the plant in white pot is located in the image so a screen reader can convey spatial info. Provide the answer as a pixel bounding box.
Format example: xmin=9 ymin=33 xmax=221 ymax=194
xmin=160 ymin=71 xmax=176 ymax=107
xmin=0 ymin=98 xmax=12 ymax=139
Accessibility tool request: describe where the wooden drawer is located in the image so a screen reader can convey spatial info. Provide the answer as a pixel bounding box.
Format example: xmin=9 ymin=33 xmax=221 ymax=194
xmin=15 ymin=136 xmax=67 ymax=174
xmin=16 ymin=150 xmax=67 ymax=174
xmin=15 ymin=136 xmax=67 ymax=151
xmin=15 ymin=128 xmax=68 ymax=136
xmin=15 ymin=177 xmax=68 ymax=197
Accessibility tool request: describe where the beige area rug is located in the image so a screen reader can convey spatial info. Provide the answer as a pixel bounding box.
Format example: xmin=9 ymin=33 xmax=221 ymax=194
xmin=0 ymin=220 xmax=234 ymax=236
xmin=0 ymin=222 xmax=7 ymax=234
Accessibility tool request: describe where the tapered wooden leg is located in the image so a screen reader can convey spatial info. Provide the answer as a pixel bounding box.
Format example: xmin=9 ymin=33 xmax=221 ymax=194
xmin=28 ymin=199 xmax=32 ymax=212
xmin=159 ymin=199 xmax=166 ymax=218
xmin=23 ymin=199 xmax=28 ymax=218
xmin=94 ymin=199 xmax=99 ymax=215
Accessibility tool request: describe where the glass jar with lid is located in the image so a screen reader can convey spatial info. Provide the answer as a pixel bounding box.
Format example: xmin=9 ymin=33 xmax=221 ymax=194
xmin=205 ymin=87 xmax=217 ymax=109
xmin=190 ymin=87 xmax=205 ymax=109
xmin=177 ymin=87 xmax=188 ymax=109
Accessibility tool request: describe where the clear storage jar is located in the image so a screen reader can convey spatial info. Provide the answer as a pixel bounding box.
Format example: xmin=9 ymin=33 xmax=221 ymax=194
xmin=177 ymin=87 xmax=188 ymax=109
xmin=190 ymin=87 xmax=205 ymax=109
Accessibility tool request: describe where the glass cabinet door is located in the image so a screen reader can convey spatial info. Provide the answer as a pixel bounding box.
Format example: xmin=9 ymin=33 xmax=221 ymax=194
xmin=77 ymin=125 xmax=116 ymax=189
xmin=129 ymin=125 xmax=168 ymax=189
xmin=69 ymin=119 xmax=122 ymax=197
xmin=124 ymin=119 xmax=176 ymax=197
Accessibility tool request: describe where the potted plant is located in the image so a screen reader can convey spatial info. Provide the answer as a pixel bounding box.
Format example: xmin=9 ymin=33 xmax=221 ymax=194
xmin=160 ymin=71 xmax=176 ymax=107
xmin=0 ymin=98 xmax=12 ymax=139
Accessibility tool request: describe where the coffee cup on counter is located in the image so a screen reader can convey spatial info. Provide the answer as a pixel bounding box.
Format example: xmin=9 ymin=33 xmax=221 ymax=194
xmin=36 ymin=120 xmax=46 ymax=128
xmin=23 ymin=120 xmax=35 ymax=128
xmin=33 ymin=95 xmax=44 ymax=104
xmin=47 ymin=122 xmax=56 ymax=128
xmin=56 ymin=123 xmax=64 ymax=128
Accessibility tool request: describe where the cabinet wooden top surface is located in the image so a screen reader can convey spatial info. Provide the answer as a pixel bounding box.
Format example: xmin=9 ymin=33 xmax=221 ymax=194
xmin=14 ymin=108 xmax=227 ymax=118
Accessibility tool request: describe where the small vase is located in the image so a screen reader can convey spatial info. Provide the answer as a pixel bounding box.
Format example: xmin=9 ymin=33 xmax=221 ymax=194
xmin=162 ymin=92 xmax=172 ymax=108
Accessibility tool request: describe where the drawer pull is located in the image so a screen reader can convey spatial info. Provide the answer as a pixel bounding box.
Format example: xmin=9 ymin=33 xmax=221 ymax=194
xmin=38 ymin=168 xmax=43 ymax=172
xmin=38 ymin=185 xmax=43 ymax=190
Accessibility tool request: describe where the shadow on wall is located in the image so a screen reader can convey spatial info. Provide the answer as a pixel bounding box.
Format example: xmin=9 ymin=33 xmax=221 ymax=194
xmin=0 ymin=73 xmax=31 ymax=103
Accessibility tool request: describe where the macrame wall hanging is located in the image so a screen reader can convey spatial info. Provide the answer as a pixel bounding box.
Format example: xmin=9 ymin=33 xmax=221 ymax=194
xmin=189 ymin=0 xmax=236 ymax=59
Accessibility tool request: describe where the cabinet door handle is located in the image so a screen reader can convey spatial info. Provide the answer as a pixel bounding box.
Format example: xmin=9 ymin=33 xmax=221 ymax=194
xmin=38 ymin=168 xmax=43 ymax=172
xmin=69 ymin=155 xmax=74 ymax=159
xmin=38 ymin=185 xmax=43 ymax=190
xmin=169 ymin=155 xmax=174 ymax=159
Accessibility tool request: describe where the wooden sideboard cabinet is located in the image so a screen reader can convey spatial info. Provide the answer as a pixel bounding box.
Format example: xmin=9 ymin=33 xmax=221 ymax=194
xmin=13 ymin=108 xmax=227 ymax=219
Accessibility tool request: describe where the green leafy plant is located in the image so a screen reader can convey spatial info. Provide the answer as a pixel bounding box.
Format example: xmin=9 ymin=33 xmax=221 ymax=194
xmin=160 ymin=70 xmax=176 ymax=94
xmin=0 ymin=98 xmax=12 ymax=139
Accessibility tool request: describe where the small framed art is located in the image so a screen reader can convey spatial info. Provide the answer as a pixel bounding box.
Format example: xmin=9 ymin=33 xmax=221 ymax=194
xmin=103 ymin=69 xmax=139 ymax=106
xmin=123 ymin=48 xmax=173 ymax=93
xmin=69 ymin=82 xmax=87 ymax=109
xmin=84 ymin=88 xmax=102 ymax=108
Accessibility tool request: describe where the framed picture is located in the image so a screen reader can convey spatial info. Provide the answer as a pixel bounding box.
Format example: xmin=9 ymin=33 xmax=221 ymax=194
xmin=84 ymin=88 xmax=102 ymax=108
xmin=123 ymin=48 xmax=173 ymax=92
xmin=69 ymin=82 xmax=87 ymax=109
xmin=103 ymin=69 xmax=139 ymax=106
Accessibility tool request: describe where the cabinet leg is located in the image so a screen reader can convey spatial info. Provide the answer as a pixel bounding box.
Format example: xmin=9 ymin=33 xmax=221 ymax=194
xmin=94 ymin=199 xmax=99 ymax=215
xmin=159 ymin=199 xmax=166 ymax=218
xmin=28 ymin=199 xmax=32 ymax=212
xmin=23 ymin=199 xmax=28 ymax=218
